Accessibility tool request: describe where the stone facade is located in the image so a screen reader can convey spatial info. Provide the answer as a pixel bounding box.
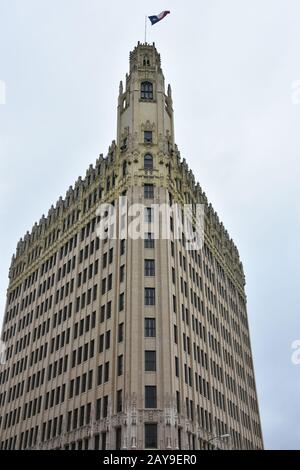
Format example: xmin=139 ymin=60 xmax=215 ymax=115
xmin=0 ymin=43 xmax=263 ymax=450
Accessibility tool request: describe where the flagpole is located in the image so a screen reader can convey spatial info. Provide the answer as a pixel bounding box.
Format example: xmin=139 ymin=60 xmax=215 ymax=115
xmin=144 ymin=15 xmax=147 ymax=43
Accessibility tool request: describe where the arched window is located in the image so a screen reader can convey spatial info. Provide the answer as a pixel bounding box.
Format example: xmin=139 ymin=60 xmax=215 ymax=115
xmin=141 ymin=81 xmax=153 ymax=100
xmin=144 ymin=154 xmax=153 ymax=170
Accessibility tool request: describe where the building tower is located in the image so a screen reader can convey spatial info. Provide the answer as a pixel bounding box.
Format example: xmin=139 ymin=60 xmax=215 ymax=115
xmin=0 ymin=43 xmax=263 ymax=450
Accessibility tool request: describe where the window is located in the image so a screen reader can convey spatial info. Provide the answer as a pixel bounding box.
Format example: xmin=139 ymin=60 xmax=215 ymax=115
xmin=145 ymin=318 xmax=156 ymax=337
xmin=145 ymin=288 xmax=155 ymax=306
xmin=144 ymin=184 xmax=154 ymax=199
xmin=143 ymin=55 xmax=150 ymax=66
xmin=144 ymin=154 xmax=153 ymax=170
xmin=108 ymin=273 xmax=112 ymax=290
xmin=144 ymin=131 xmax=153 ymax=143
xmin=145 ymin=385 xmax=157 ymax=408
xmin=145 ymin=232 xmax=155 ymax=249
xmin=106 ymin=301 xmax=111 ymax=319
xmin=176 ymin=391 xmax=181 ymax=413
xmin=120 ymin=239 xmax=126 ymax=255
xmin=145 ymin=207 xmax=153 ymax=223
xmin=141 ymin=81 xmax=153 ymax=100
xmin=145 ymin=259 xmax=155 ymax=276
xmin=145 ymin=423 xmax=157 ymax=449
xmin=118 ymin=323 xmax=124 ymax=342
xmin=104 ymin=362 xmax=109 ymax=382
xmin=100 ymin=305 xmax=105 ymax=323
xmin=103 ymin=396 xmax=108 ymax=418
xmin=99 ymin=334 xmax=104 ymax=353
xmin=145 ymin=351 xmax=156 ymax=371
xmin=119 ymin=293 xmax=125 ymax=311
xmin=116 ymin=390 xmax=122 ymax=413
xmin=115 ymin=427 xmax=122 ymax=450
xmin=120 ymin=265 xmax=125 ymax=283
xmin=117 ymin=355 xmax=123 ymax=376
xmin=105 ymin=331 xmax=111 ymax=350
xmin=175 ymin=356 xmax=179 ymax=377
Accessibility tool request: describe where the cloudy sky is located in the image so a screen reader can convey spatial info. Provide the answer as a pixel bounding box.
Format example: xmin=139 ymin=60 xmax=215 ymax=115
xmin=0 ymin=0 xmax=299 ymax=449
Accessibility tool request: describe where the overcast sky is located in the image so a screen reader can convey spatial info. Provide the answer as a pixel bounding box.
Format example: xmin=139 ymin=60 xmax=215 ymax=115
xmin=0 ymin=0 xmax=300 ymax=450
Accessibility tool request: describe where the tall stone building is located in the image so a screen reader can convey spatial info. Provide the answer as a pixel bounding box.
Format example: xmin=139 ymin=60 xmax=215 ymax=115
xmin=0 ymin=43 xmax=263 ymax=450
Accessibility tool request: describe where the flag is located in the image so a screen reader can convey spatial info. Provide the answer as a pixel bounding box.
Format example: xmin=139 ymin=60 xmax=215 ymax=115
xmin=148 ymin=11 xmax=170 ymax=26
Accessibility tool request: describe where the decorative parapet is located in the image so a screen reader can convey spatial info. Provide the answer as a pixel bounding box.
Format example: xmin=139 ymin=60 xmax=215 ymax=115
xmin=8 ymin=138 xmax=245 ymax=289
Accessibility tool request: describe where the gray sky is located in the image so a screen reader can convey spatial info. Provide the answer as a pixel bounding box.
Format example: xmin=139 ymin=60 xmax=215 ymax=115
xmin=0 ymin=0 xmax=299 ymax=449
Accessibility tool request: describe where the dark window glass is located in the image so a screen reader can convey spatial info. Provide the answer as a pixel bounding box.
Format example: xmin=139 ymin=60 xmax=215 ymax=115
xmin=119 ymin=293 xmax=125 ymax=311
xmin=145 ymin=385 xmax=157 ymax=408
xmin=144 ymin=131 xmax=153 ymax=143
xmin=115 ymin=427 xmax=122 ymax=450
xmin=145 ymin=351 xmax=156 ymax=371
xmin=118 ymin=323 xmax=124 ymax=342
xmin=117 ymin=355 xmax=123 ymax=376
xmin=144 ymin=232 xmax=155 ymax=249
xmin=141 ymin=81 xmax=153 ymax=100
xmin=145 ymin=288 xmax=155 ymax=306
xmin=120 ymin=265 xmax=125 ymax=283
xmin=145 ymin=318 xmax=156 ymax=337
xmin=144 ymin=154 xmax=153 ymax=170
xmin=145 ymin=423 xmax=157 ymax=448
xmin=145 ymin=207 xmax=153 ymax=223
xmin=120 ymin=239 xmax=126 ymax=255
xmin=144 ymin=184 xmax=154 ymax=199
xmin=116 ymin=390 xmax=122 ymax=413
xmin=145 ymin=259 xmax=155 ymax=276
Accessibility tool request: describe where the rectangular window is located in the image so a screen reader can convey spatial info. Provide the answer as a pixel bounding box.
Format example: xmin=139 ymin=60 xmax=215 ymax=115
xmin=118 ymin=323 xmax=124 ymax=342
xmin=115 ymin=427 xmax=122 ymax=450
xmin=108 ymin=273 xmax=112 ymax=290
xmin=100 ymin=305 xmax=105 ymax=322
xmin=99 ymin=334 xmax=104 ymax=353
xmin=145 ymin=350 xmax=156 ymax=371
xmin=145 ymin=385 xmax=157 ymax=408
xmin=96 ymin=398 xmax=101 ymax=420
xmin=145 ymin=288 xmax=155 ymax=306
xmin=105 ymin=331 xmax=111 ymax=349
xmin=119 ymin=293 xmax=125 ymax=311
xmin=144 ymin=232 xmax=155 ymax=249
xmin=104 ymin=362 xmax=109 ymax=382
xmin=144 ymin=259 xmax=155 ymax=276
xmin=145 ymin=207 xmax=153 ymax=223
xmin=120 ymin=239 xmax=125 ymax=256
xmin=145 ymin=423 xmax=157 ymax=449
xmin=103 ymin=396 xmax=108 ymax=418
xmin=106 ymin=301 xmax=112 ymax=319
xmin=145 ymin=318 xmax=156 ymax=337
xmin=117 ymin=355 xmax=123 ymax=376
xmin=144 ymin=184 xmax=154 ymax=199
xmin=120 ymin=265 xmax=125 ymax=283
xmin=102 ymin=252 xmax=107 ymax=268
xmin=175 ymin=356 xmax=179 ymax=377
xmin=116 ymin=390 xmax=122 ymax=413
xmin=144 ymin=131 xmax=153 ymax=143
